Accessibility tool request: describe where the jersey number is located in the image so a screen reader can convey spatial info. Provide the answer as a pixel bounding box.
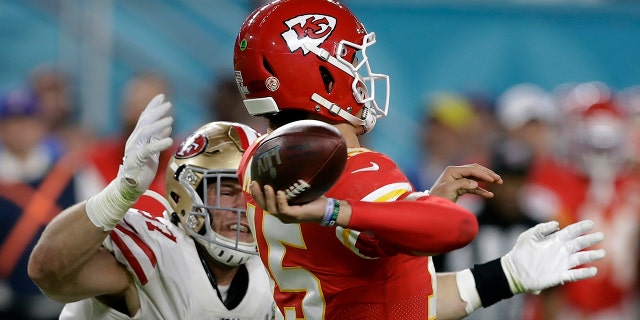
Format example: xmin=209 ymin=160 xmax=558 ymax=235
xmin=248 ymin=205 xmax=324 ymax=320
xmin=139 ymin=210 xmax=176 ymax=242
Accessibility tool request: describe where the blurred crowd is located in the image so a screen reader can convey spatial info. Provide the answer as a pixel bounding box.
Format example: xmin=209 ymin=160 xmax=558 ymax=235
xmin=1 ymin=63 xmax=639 ymax=320
xmin=0 ymin=65 xmax=265 ymax=320
xmin=408 ymin=82 xmax=640 ymax=320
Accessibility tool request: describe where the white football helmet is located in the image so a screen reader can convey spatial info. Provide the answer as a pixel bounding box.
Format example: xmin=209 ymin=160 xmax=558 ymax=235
xmin=165 ymin=121 xmax=260 ymax=266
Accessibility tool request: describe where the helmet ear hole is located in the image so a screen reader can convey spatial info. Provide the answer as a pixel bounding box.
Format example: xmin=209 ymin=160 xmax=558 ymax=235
xmin=170 ymin=191 xmax=180 ymax=204
xmin=197 ymin=221 xmax=207 ymax=236
xmin=263 ymin=57 xmax=275 ymax=76
xmin=319 ymin=66 xmax=334 ymax=94
xmin=170 ymin=212 xmax=180 ymax=226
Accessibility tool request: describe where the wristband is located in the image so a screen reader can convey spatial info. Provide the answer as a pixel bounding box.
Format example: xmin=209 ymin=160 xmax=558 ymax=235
xmin=456 ymin=269 xmax=482 ymax=315
xmin=470 ymin=258 xmax=514 ymax=308
xmin=320 ymin=198 xmax=336 ymax=226
xmin=328 ymin=200 xmax=340 ymax=227
xmin=86 ymin=177 xmax=140 ymax=231
xmin=320 ymin=198 xmax=340 ymax=227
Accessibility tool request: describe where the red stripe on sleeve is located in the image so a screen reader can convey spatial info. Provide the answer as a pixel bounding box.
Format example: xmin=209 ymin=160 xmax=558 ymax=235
xmin=115 ymin=223 xmax=157 ymax=268
xmin=110 ymin=228 xmax=150 ymax=285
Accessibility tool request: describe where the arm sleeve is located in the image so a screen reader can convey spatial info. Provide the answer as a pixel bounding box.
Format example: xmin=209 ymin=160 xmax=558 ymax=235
xmin=346 ymin=195 xmax=478 ymax=254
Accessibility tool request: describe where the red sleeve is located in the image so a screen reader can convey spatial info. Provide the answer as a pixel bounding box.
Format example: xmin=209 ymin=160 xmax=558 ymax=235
xmin=346 ymin=195 xmax=478 ymax=254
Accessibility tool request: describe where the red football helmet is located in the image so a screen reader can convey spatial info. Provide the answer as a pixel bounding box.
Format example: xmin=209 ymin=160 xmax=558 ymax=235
xmin=233 ymin=0 xmax=389 ymax=133
xmin=558 ymin=81 xmax=629 ymax=177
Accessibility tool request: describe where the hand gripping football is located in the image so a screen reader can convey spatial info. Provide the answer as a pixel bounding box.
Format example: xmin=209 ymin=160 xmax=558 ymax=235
xmin=250 ymin=120 xmax=347 ymax=204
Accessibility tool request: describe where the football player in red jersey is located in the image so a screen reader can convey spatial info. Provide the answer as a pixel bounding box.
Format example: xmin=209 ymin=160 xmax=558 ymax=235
xmin=530 ymin=82 xmax=640 ymax=320
xmin=234 ymin=1 xmax=606 ymax=319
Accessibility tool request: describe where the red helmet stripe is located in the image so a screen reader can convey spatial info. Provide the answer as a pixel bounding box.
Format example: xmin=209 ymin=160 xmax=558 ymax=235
xmin=232 ymin=124 xmax=259 ymax=150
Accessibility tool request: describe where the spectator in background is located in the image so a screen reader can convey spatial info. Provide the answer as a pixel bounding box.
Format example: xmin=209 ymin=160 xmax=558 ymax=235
xmin=207 ymin=76 xmax=268 ymax=133
xmin=495 ymin=83 xmax=563 ymax=223
xmin=533 ymin=82 xmax=640 ymax=320
xmin=619 ymin=85 xmax=640 ymax=312
xmin=407 ymin=92 xmax=487 ymax=213
xmin=0 ymin=86 xmax=85 ymax=319
xmin=81 ymin=71 xmax=176 ymax=215
xmin=466 ymin=90 xmax=502 ymax=167
xmin=409 ymin=92 xmax=476 ymax=190
xmin=618 ymin=85 xmax=640 ymax=169
xmin=28 ymin=65 xmax=96 ymax=153
xmin=496 ymin=83 xmax=559 ymax=160
xmin=439 ymin=139 xmax=543 ymax=320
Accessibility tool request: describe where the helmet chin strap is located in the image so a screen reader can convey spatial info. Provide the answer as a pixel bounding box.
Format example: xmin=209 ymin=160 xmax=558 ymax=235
xmin=311 ymin=93 xmax=376 ymax=133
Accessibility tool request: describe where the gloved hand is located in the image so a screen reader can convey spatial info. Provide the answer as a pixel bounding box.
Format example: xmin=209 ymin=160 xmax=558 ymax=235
xmin=501 ymin=220 xmax=606 ymax=294
xmin=120 ymin=93 xmax=174 ymax=194
xmin=86 ymin=93 xmax=174 ymax=231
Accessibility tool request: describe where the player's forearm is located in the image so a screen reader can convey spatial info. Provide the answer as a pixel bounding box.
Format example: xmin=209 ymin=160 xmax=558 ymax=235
xmin=435 ymin=272 xmax=472 ymax=320
xmin=28 ymin=201 xmax=112 ymax=297
xmin=341 ymin=196 xmax=478 ymax=254
xmin=29 ymin=173 xmax=138 ymax=289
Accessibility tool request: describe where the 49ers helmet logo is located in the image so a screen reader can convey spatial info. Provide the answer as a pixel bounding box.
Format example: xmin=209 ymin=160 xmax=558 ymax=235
xmin=281 ymin=14 xmax=337 ymax=55
xmin=175 ymin=132 xmax=207 ymax=159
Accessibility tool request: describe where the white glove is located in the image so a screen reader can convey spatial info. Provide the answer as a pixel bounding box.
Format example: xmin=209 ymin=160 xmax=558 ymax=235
xmin=501 ymin=220 xmax=606 ymax=294
xmin=120 ymin=93 xmax=174 ymax=193
xmin=86 ymin=94 xmax=174 ymax=231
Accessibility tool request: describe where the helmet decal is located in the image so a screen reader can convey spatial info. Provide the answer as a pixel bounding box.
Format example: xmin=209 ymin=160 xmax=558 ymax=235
xmin=175 ymin=132 xmax=207 ymax=159
xmin=265 ymin=76 xmax=280 ymax=92
xmin=239 ymin=38 xmax=248 ymax=51
xmin=281 ymin=14 xmax=337 ymax=54
xmin=234 ymin=71 xmax=249 ymax=98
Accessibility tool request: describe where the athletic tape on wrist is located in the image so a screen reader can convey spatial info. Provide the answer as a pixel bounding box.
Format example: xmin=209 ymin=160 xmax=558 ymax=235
xmin=85 ymin=178 xmax=140 ymax=231
xmin=456 ymin=269 xmax=482 ymax=315
xmin=470 ymin=258 xmax=514 ymax=308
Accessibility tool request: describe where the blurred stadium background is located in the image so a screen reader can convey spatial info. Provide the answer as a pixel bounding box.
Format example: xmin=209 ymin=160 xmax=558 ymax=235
xmin=2 ymin=0 xmax=640 ymax=169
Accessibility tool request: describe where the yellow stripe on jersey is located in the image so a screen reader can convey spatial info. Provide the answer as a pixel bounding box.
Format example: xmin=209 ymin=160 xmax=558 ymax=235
xmin=336 ymin=182 xmax=413 ymax=259
xmin=347 ymin=147 xmax=371 ymax=156
xmin=360 ymin=182 xmax=412 ymax=202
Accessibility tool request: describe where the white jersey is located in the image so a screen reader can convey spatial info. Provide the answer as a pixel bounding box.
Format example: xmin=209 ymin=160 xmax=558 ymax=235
xmin=60 ymin=209 xmax=275 ymax=320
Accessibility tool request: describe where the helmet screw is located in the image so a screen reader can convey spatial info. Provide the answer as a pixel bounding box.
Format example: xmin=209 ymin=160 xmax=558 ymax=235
xmin=346 ymin=106 xmax=353 ymax=114
xmin=315 ymin=105 xmax=321 ymax=112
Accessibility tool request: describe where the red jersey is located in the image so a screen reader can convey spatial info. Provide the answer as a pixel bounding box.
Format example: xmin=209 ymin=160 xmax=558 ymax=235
xmin=239 ymin=142 xmax=479 ymax=320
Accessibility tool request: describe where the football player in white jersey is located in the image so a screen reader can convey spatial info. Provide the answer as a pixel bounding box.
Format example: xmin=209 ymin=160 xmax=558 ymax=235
xmin=28 ymin=94 xmax=275 ymax=319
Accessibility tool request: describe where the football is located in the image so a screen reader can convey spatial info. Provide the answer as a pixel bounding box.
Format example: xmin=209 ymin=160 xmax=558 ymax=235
xmin=250 ymin=119 xmax=347 ymax=204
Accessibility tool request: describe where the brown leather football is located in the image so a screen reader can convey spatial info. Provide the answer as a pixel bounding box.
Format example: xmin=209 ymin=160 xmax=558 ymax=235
xmin=250 ymin=119 xmax=347 ymax=204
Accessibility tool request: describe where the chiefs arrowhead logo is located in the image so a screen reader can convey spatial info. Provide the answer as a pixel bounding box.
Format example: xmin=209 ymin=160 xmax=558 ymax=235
xmin=175 ymin=132 xmax=207 ymax=159
xmin=281 ymin=14 xmax=337 ymax=55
